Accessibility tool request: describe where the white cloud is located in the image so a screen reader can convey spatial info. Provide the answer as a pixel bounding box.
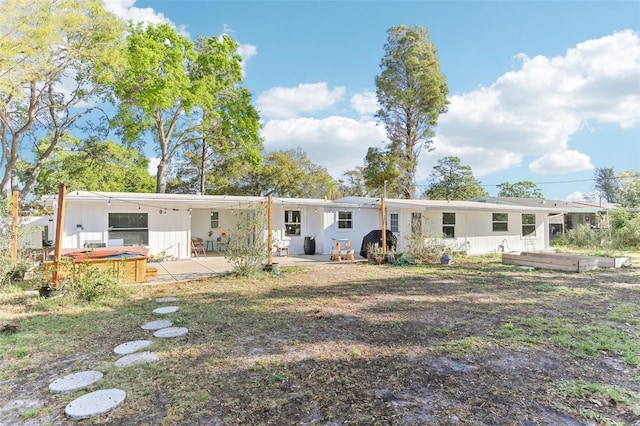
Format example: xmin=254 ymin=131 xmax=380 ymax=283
xmin=104 ymin=0 xmax=189 ymax=36
xmin=529 ymin=149 xmax=594 ymax=175
xmin=261 ymin=116 xmax=385 ymax=177
xmin=350 ymin=91 xmax=378 ymax=117
xmin=256 ymin=83 xmax=346 ymax=119
xmin=437 ymin=30 xmax=640 ymax=177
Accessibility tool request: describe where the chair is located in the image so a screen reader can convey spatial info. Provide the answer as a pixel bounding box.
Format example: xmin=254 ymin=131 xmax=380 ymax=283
xmin=215 ymin=235 xmax=229 ymax=252
xmin=191 ymin=238 xmax=206 ymax=257
xmin=343 ymin=241 xmax=355 ymax=262
xmin=273 ymin=239 xmax=289 ymax=256
xmin=330 ymin=241 xmax=341 ymax=262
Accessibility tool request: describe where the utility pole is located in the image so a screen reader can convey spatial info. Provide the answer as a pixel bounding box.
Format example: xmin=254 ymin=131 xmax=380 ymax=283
xmin=200 ymin=136 xmax=206 ymax=195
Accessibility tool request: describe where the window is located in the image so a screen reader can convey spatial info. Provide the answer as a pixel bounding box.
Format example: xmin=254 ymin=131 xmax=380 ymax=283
xmin=210 ymin=211 xmax=219 ymax=229
xmin=108 ymin=213 xmax=148 ymax=245
xmin=338 ymin=211 xmax=353 ymax=229
xmin=492 ymin=213 xmax=508 ymax=232
xmin=285 ymin=210 xmax=301 ymax=236
xmin=522 ymin=214 xmax=536 ymax=237
xmin=442 ymin=212 xmax=455 ymax=238
xmin=411 ymin=212 xmax=422 ymax=235
xmin=389 ymin=212 xmax=399 ymax=233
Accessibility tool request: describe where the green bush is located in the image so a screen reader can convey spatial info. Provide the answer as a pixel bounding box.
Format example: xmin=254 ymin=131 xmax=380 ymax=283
xmin=65 ymin=262 xmax=125 ymax=302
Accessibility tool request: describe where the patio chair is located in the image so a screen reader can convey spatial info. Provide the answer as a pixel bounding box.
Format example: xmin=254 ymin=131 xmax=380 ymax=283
xmin=191 ymin=238 xmax=206 ymax=257
xmin=216 ymin=235 xmax=230 ymax=252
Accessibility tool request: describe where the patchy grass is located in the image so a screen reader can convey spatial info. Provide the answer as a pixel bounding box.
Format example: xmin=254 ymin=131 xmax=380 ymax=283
xmin=1 ymin=256 xmax=639 ymax=425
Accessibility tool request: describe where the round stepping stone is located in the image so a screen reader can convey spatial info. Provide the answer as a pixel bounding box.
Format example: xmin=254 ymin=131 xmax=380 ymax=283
xmin=49 ymin=371 xmax=103 ymax=394
xmin=141 ymin=319 xmax=173 ymax=330
xmin=115 ymin=351 xmax=159 ymax=367
xmin=65 ymin=389 xmax=126 ymax=420
xmin=153 ymin=306 xmax=179 ymax=314
xmin=156 ymin=297 xmax=178 ymax=303
xmin=113 ymin=340 xmax=153 ymax=355
xmin=154 ymin=327 xmax=188 ymax=338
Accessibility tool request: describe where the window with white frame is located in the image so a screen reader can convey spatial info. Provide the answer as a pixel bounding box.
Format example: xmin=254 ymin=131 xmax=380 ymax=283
xmin=338 ymin=211 xmax=353 ymax=229
xmin=108 ymin=213 xmax=148 ymax=245
xmin=389 ymin=212 xmax=399 ymax=233
xmin=210 ymin=211 xmax=219 ymax=229
xmin=522 ymin=214 xmax=536 ymax=237
xmin=285 ymin=210 xmax=301 ymax=236
xmin=492 ymin=213 xmax=508 ymax=232
xmin=442 ymin=212 xmax=455 ymax=238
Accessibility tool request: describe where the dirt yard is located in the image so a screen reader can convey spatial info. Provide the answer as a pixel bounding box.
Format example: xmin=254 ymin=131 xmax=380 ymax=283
xmin=1 ymin=256 xmax=639 ymax=425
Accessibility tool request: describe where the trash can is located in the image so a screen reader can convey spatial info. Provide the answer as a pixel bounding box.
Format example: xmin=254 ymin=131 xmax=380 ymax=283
xmin=304 ymin=236 xmax=316 ymax=255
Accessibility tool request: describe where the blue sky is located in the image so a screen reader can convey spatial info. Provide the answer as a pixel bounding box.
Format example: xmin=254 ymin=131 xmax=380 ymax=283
xmin=106 ymin=0 xmax=640 ymax=200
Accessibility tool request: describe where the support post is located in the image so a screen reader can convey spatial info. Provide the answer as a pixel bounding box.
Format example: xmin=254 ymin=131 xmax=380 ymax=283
xmin=267 ymin=195 xmax=273 ymax=266
xmin=11 ymin=191 xmax=18 ymax=266
xmin=381 ymin=197 xmax=386 ymax=253
xmin=52 ymin=183 xmax=67 ymax=288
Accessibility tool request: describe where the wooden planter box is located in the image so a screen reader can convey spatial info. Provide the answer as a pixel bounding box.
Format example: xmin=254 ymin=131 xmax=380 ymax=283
xmin=502 ymin=252 xmax=631 ymax=272
xmin=44 ymin=256 xmax=148 ymax=284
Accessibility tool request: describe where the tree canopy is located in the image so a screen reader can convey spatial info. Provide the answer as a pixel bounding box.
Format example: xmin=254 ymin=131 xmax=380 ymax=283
xmin=0 ymin=0 xmax=125 ymax=196
xmin=25 ymin=136 xmax=155 ymax=196
xmin=496 ymin=181 xmax=544 ymax=198
xmin=423 ymin=156 xmax=488 ymax=200
xmin=374 ymin=25 xmax=449 ymax=198
xmin=113 ymin=23 xmax=247 ymax=193
xmin=594 ymin=167 xmax=620 ymax=203
xmin=244 ymin=148 xmax=338 ymax=198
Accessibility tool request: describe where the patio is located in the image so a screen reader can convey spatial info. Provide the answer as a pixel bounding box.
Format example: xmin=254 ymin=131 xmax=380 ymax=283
xmin=144 ymin=254 xmax=340 ymax=285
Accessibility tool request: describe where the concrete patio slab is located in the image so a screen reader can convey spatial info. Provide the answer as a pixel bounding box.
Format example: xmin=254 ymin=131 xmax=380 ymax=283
xmin=49 ymin=371 xmax=103 ymax=394
xmin=64 ymin=389 xmax=126 ymax=420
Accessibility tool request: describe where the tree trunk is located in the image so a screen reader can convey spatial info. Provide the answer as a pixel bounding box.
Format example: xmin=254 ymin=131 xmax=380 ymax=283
xmin=156 ymin=159 xmax=168 ymax=193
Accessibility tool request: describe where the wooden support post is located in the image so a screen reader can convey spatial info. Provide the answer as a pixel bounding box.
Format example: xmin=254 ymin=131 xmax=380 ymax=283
xmin=11 ymin=191 xmax=18 ymax=266
xmin=267 ymin=195 xmax=273 ymax=267
xmin=52 ymin=183 xmax=67 ymax=288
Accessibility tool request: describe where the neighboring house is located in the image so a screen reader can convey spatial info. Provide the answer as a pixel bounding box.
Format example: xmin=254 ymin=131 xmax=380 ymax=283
xmin=469 ymin=197 xmax=617 ymax=239
xmin=41 ymin=191 xmax=565 ymax=258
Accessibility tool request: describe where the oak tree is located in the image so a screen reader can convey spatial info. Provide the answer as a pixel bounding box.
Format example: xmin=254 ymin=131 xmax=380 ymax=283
xmin=423 ymin=156 xmax=488 ymax=200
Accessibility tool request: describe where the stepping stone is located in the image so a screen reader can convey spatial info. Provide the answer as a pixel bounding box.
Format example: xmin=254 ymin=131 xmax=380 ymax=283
xmin=49 ymin=371 xmax=103 ymax=394
xmin=141 ymin=319 xmax=173 ymax=330
xmin=154 ymin=327 xmax=188 ymax=338
xmin=114 ymin=340 xmax=153 ymax=355
xmin=156 ymin=297 xmax=178 ymax=303
xmin=153 ymin=306 xmax=179 ymax=314
xmin=115 ymin=351 xmax=159 ymax=367
xmin=65 ymin=389 xmax=126 ymax=420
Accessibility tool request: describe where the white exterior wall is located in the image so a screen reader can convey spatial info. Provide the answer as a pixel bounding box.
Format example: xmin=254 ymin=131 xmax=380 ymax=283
xmin=392 ymin=210 xmax=548 ymax=255
xmin=59 ymin=202 xmax=192 ymax=259
xmin=321 ymin=208 xmax=380 ymax=256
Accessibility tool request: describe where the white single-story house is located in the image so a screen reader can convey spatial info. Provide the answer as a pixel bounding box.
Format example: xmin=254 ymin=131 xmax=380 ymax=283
xmin=39 ymin=191 xmax=566 ymax=258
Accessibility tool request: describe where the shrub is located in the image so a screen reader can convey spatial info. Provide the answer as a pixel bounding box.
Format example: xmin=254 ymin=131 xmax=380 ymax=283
xmin=64 ymin=261 xmax=125 ymax=302
xmin=224 ymin=203 xmax=268 ymax=276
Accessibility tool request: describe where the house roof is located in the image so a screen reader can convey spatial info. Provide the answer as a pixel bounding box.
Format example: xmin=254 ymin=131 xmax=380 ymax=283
xmin=43 ymin=191 xmax=572 ymax=214
xmin=337 ymin=197 xmax=566 ymax=213
xmin=468 ymin=196 xmax=617 ymax=213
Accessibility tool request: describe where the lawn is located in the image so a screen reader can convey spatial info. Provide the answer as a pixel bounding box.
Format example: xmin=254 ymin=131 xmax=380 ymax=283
xmin=1 ymin=255 xmax=639 ymax=425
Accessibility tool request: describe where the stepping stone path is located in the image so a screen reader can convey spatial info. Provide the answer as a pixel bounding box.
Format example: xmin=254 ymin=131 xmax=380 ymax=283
xmin=153 ymin=306 xmax=179 ymax=314
xmin=154 ymin=327 xmax=189 ymax=338
xmin=141 ymin=319 xmax=173 ymax=330
xmin=114 ymin=340 xmax=153 ymax=355
xmin=64 ymin=389 xmax=126 ymax=420
xmin=49 ymin=371 xmax=103 ymax=394
xmin=115 ymin=351 xmax=160 ymax=367
xmin=46 ymin=295 xmax=188 ymax=420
